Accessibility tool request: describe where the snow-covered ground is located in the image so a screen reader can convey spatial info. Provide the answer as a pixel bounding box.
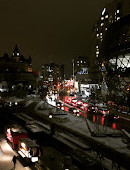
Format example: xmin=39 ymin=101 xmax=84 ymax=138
xmin=35 ymin=100 xmax=129 ymax=149
xmin=28 ymin=99 xmax=129 ymax=169
xmin=4 ymin=96 xmax=130 ymax=169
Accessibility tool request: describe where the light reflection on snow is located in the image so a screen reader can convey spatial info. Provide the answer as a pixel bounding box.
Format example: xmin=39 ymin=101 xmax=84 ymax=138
xmin=0 ymin=141 xmax=13 ymax=162
xmin=1 ymin=141 xmax=12 ymax=152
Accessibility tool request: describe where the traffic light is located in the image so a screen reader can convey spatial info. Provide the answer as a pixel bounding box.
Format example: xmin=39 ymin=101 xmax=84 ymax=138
xmin=57 ymin=83 xmax=60 ymax=91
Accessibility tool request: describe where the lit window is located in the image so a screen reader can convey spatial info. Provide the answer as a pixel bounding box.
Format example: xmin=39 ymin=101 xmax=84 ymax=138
xmin=17 ymin=53 xmax=19 ymax=56
xmin=77 ymin=61 xmax=79 ymax=63
xmin=117 ymin=10 xmax=119 ymax=13
xmin=105 ymin=15 xmax=108 ymax=19
xmin=100 ymin=33 xmax=102 ymax=35
xmin=105 ymin=28 xmax=107 ymax=31
xmin=28 ymin=67 xmax=32 ymax=72
xmin=102 ymin=8 xmax=106 ymax=15
xmin=96 ymin=51 xmax=99 ymax=55
xmin=96 ymin=34 xmax=99 ymax=37
xmin=101 ymin=23 xmax=104 ymax=26
xmin=96 ymin=46 xmax=98 ymax=49
xmin=21 ymin=142 xmax=26 ymax=149
xmin=117 ymin=17 xmax=120 ymax=20
xmin=96 ymin=55 xmax=98 ymax=57
xmin=97 ymin=28 xmax=98 ymax=31
xmin=100 ymin=35 xmax=103 ymax=39
xmin=101 ymin=17 xmax=104 ymax=20
xmin=102 ymin=63 xmax=104 ymax=67
xmin=81 ymin=60 xmax=82 ymax=63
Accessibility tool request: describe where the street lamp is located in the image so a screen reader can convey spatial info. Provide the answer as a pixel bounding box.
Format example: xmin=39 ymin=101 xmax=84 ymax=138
xmin=49 ymin=114 xmax=52 ymax=119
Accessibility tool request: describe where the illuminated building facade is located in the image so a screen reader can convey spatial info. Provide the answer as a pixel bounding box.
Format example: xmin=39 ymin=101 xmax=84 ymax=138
xmin=42 ymin=63 xmax=64 ymax=84
xmin=94 ymin=0 xmax=130 ymax=102
xmin=72 ymin=56 xmax=101 ymax=96
xmin=0 ymin=45 xmax=36 ymax=91
xmin=73 ymin=56 xmax=90 ymax=75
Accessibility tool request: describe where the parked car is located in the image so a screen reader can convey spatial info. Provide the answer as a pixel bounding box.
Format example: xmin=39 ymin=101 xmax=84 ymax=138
xmin=87 ymin=105 xmax=98 ymax=113
xmin=76 ymin=104 xmax=82 ymax=109
xmin=56 ymin=101 xmax=63 ymax=107
xmin=107 ymin=114 xmax=119 ymax=121
xmin=68 ymin=107 xmax=79 ymax=114
xmin=71 ymin=99 xmax=77 ymax=106
xmin=56 ymin=101 xmax=64 ymax=110
xmin=98 ymin=107 xmax=109 ymax=116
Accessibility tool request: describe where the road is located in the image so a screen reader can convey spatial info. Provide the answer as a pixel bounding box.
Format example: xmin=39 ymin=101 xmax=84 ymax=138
xmin=1 ymin=97 xmax=130 ymax=169
xmin=59 ymin=96 xmax=130 ymax=133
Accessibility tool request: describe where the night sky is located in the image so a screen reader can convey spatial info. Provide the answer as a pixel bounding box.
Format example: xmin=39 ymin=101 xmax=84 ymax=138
xmin=0 ymin=0 xmax=113 ymax=77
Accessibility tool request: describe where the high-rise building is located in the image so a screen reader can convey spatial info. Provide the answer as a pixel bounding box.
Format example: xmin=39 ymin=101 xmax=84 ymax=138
xmin=72 ymin=56 xmax=101 ymax=96
xmin=42 ymin=63 xmax=64 ymax=85
xmin=93 ymin=0 xmax=130 ymax=101
xmin=72 ymin=56 xmax=90 ymax=76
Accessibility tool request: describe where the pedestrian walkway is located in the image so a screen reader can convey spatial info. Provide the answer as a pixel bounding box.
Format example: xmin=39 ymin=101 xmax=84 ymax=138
xmin=0 ymin=135 xmax=31 ymax=170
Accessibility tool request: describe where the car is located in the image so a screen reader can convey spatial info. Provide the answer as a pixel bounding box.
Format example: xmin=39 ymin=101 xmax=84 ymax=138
xmin=82 ymin=103 xmax=88 ymax=107
xmin=98 ymin=107 xmax=109 ymax=116
xmin=66 ymin=99 xmax=71 ymax=104
xmin=56 ymin=101 xmax=63 ymax=107
xmin=76 ymin=104 xmax=82 ymax=109
xmin=87 ymin=105 xmax=98 ymax=113
xmin=76 ymin=101 xmax=83 ymax=106
xmin=107 ymin=114 xmax=119 ymax=121
xmin=76 ymin=104 xmax=86 ymax=111
xmin=56 ymin=101 xmax=64 ymax=110
xmin=68 ymin=107 xmax=79 ymax=114
xmin=71 ymin=99 xmax=77 ymax=106
xmin=72 ymin=102 xmax=77 ymax=106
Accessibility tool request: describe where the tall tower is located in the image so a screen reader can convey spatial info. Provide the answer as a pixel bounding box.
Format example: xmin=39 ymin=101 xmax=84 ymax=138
xmin=12 ymin=44 xmax=20 ymax=62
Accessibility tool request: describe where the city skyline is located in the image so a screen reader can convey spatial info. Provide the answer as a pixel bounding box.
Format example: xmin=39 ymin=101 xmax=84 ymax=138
xmin=0 ymin=0 xmax=113 ymax=76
